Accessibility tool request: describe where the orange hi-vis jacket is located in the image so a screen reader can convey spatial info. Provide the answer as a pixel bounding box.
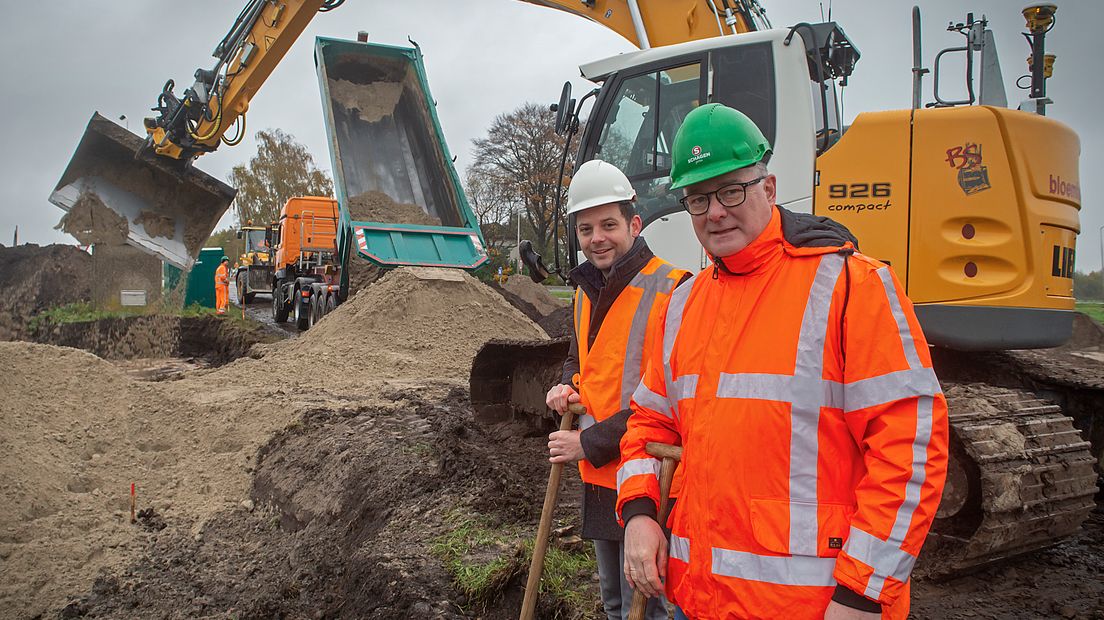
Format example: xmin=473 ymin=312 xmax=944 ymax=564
xmin=616 ymin=208 xmax=948 ymax=619
xmin=215 ymin=263 xmax=230 ymax=287
xmin=574 ymin=255 xmax=689 ymax=489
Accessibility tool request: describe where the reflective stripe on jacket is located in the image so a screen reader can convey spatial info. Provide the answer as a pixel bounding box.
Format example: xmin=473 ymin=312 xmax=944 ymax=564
xmin=215 ymin=264 xmax=230 ymax=286
xmin=617 ymin=207 xmax=948 ymax=619
xmin=575 ymin=255 xmax=688 ymax=489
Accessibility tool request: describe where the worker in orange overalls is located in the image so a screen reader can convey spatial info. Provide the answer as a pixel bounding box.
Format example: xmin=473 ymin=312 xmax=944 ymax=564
xmin=214 ymin=256 xmax=230 ymax=315
xmin=617 ymin=104 xmax=948 ymax=620
xmin=545 ymin=160 xmax=690 ymax=620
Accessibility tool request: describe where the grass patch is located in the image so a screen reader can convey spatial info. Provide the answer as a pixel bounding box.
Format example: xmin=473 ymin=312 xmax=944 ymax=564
xmin=431 ymin=514 xmax=523 ymax=604
xmin=28 ymin=301 xmax=257 ymax=334
xmin=1077 ymin=301 xmax=1104 ymax=325
xmin=431 ymin=511 xmax=600 ymax=617
xmin=549 ymin=289 xmax=574 ymax=302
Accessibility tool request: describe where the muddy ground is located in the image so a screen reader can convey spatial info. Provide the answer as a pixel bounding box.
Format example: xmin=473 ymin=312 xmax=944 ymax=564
xmin=2 ymin=244 xmax=1102 ymax=619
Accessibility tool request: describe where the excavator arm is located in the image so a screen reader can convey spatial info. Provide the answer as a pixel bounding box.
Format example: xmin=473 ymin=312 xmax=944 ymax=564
xmin=517 ymin=0 xmax=768 ymax=48
xmin=146 ymin=0 xmax=341 ymax=162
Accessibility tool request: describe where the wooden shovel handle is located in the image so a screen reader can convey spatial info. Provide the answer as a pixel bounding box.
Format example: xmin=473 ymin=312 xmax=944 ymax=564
xmin=627 ymin=443 xmax=682 ymax=620
xmin=518 ymin=403 xmax=586 ymax=620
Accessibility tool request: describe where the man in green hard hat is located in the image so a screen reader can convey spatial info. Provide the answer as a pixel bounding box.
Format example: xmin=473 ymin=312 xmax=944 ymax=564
xmin=615 ymin=103 xmax=948 ymax=619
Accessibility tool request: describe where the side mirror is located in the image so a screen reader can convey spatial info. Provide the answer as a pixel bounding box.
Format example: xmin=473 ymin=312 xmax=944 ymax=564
xmin=265 ymin=226 xmax=273 ymax=246
xmin=551 ymin=81 xmax=576 ymax=136
xmin=519 ymin=239 xmax=551 ymax=284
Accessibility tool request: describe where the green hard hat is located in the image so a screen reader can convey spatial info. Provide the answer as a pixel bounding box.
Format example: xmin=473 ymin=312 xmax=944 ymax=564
xmin=221 ymin=256 xmax=229 ymax=262
xmin=669 ymin=103 xmax=772 ymax=190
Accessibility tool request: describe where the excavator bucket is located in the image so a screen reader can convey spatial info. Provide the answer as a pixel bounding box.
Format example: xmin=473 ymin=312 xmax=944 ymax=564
xmin=50 ymin=113 xmax=236 ymax=269
xmin=469 ymin=338 xmax=570 ymax=434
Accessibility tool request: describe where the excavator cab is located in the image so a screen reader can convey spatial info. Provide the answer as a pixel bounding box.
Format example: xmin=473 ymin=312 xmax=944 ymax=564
xmin=50 ymin=113 xmax=236 ymax=269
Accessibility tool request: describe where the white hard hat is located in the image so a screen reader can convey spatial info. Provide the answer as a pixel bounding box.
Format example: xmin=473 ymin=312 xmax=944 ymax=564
xmin=566 ymin=159 xmax=636 ymax=216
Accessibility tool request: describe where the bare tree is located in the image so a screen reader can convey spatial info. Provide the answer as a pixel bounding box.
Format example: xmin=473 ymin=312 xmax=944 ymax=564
xmin=469 ymin=103 xmax=575 ymax=259
xmin=465 ymin=165 xmax=516 ymax=252
xmin=228 ymin=129 xmax=334 ymax=227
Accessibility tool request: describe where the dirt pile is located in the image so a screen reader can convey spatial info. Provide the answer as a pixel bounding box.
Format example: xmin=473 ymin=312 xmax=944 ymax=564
xmin=348 ymin=190 xmax=441 ymax=226
xmin=503 ymin=276 xmax=563 ymax=317
xmin=252 ymin=267 xmax=547 ymax=385
xmin=65 ymin=389 xmax=587 ymax=619
xmin=0 ymin=340 xmax=324 ymax=618
xmin=0 ymin=243 xmax=91 ymax=340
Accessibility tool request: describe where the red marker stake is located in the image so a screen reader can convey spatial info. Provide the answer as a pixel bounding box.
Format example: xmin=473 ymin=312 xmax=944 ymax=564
xmin=130 ymin=483 xmax=136 ymax=524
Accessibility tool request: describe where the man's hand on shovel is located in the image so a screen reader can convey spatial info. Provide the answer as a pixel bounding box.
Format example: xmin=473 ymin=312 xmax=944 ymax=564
xmin=625 ymin=442 xmax=682 ymax=620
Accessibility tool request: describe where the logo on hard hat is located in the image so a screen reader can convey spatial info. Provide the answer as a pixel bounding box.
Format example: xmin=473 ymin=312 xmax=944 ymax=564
xmin=687 ymin=145 xmax=711 ymax=164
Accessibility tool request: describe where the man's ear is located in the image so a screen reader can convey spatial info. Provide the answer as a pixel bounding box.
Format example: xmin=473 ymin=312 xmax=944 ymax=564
xmin=763 ymin=174 xmax=777 ymax=204
xmin=630 ymin=214 xmax=643 ymax=237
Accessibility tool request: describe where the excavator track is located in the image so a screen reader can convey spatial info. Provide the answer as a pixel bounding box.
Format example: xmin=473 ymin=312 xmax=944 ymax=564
xmin=921 ymin=382 xmax=1098 ymax=577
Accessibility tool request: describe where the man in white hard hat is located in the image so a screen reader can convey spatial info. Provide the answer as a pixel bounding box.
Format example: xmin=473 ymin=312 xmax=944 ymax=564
xmin=544 ymin=159 xmax=690 ymax=620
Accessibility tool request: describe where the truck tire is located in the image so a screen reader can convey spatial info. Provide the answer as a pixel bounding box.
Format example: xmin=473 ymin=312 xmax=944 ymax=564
xmin=273 ymin=281 xmax=289 ymax=323
xmin=308 ymin=293 xmax=323 ymax=328
xmin=325 ymin=292 xmax=337 ymax=315
xmin=294 ymin=286 xmax=309 ymax=331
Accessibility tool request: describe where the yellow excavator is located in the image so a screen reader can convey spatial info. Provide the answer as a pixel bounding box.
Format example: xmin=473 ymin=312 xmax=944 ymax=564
xmin=50 ymin=0 xmax=1095 ymax=577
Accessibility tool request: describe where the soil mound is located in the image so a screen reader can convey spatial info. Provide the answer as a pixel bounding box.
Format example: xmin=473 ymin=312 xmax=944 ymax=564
xmin=1060 ymin=312 xmax=1104 ymax=351
xmin=262 ymin=267 xmax=547 ymax=382
xmin=503 ymin=276 xmax=563 ymax=317
xmin=63 ymin=389 xmax=586 ymax=619
xmin=0 ymin=341 xmax=304 ymax=618
xmin=0 ymin=243 xmax=92 ymax=340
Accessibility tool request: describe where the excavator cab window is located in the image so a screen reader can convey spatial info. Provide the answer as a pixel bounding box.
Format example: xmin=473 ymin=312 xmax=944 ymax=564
xmin=593 ymin=60 xmax=703 ymax=228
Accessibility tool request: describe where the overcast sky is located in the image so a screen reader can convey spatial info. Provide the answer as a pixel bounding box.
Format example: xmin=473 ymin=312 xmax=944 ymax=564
xmin=2 ymin=0 xmax=1101 ymax=270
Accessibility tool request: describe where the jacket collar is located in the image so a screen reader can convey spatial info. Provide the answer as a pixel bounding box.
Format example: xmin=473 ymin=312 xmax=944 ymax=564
xmin=710 ymin=206 xmax=857 ymax=277
xmin=711 ymin=207 xmax=785 ymax=276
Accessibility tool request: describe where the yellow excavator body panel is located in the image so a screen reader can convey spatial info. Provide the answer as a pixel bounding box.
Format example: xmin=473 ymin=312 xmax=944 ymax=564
xmin=816 ymin=106 xmax=1080 ymax=349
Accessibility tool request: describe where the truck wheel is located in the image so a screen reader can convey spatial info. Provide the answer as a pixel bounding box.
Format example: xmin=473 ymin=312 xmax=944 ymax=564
xmin=273 ymin=281 xmax=289 ymax=323
xmin=236 ymin=274 xmax=246 ymax=305
xmin=325 ymin=293 xmax=337 ymax=315
xmin=294 ymin=287 xmax=309 ymax=331
xmin=308 ymin=293 xmax=323 ymax=328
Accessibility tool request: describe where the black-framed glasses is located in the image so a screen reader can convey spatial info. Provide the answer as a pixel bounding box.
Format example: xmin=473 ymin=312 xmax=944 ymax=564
xmin=678 ymin=176 xmax=766 ymax=215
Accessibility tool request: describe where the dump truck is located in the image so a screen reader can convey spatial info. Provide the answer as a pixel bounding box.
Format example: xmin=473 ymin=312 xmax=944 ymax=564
xmin=268 ymin=196 xmax=341 ymax=329
xmin=268 ymin=37 xmax=490 ymax=331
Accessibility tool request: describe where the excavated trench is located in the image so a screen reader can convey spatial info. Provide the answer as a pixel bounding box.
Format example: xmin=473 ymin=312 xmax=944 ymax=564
xmin=31 ymin=314 xmax=273 ymax=373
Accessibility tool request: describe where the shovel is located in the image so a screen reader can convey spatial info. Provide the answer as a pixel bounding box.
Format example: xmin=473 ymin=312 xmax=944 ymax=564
xmin=518 ymin=402 xmax=586 ymax=620
xmin=627 ymin=442 xmax=682 ymax=620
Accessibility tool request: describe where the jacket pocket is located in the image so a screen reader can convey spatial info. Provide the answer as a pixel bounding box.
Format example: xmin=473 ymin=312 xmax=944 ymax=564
xmin=750 ymin=497 xmax=856 ymax=557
